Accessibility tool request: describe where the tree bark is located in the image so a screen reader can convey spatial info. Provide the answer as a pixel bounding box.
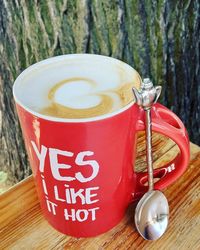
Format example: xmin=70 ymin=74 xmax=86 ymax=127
xmin=0 ymin=0 xmax=199 ymax=184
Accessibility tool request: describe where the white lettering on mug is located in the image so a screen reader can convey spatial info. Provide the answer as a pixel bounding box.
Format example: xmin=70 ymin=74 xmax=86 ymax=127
xmin=49 ymin=148 xmax=75 ymax=181
xmin=54 ymin=185 xmax=99 ymax=205
xmin=31 ymin=141 xmax=47 ymax=172
xmin=65 ymin=184 xmax=72 ymax=204
xmin=76 ymin=209 xmax=89 ymax=222
xmin=85 ymin=187 xmax=99 ymax=204
xmin=31 ymin=140 xmax=101 ymax=222
xmin=75 ymin=151 xmax=99 ymax=183
xmin=64 ymin=207 xmax=99 ymax=222
xmin=54 ymin=185 xmax=65 ymax=202
xmin=46 ymin=198 xmax=58 ymax=215
xmin=70 ymin=188 xmax=85 ymax=204
xmin=88 ymin=207 xmax=100 ymax=221
xmin=31 ymin=141 xmax=100 ymax=182
xmin=41 ymin=174 xmax=48 ymax=195
xmin=64 ymin=208 xmax=76 ymax=221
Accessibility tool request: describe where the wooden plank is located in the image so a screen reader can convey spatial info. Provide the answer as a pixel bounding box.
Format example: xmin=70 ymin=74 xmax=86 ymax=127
xmin=0 ymin=140 xmax=199 ymax=249
xmin=0 ymin=176 xmax=37 ymax=229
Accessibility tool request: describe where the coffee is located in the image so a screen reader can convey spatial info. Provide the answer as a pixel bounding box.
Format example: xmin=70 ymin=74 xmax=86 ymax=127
xmin=14 ymin=55 xmax=141 ymax=119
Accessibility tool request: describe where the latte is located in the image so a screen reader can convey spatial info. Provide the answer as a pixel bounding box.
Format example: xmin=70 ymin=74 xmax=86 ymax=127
xmin=13 ymin=55 xmax=141 ymax=119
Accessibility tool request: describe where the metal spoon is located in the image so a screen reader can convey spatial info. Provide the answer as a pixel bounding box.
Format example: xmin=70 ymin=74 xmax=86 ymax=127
xmin=132 ymin=78 xmax=169 ymax=240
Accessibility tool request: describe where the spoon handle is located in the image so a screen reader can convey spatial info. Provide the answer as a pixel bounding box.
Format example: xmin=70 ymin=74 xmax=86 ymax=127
xmin=145 ymin=108 xmax=154 ymax=191
xmin=132 ymin=78 xmax=162 ymax=191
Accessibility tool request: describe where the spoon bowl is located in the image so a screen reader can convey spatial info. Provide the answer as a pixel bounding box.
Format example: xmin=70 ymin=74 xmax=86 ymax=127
xmin=135 ymin=190 xmax=169 ymax=240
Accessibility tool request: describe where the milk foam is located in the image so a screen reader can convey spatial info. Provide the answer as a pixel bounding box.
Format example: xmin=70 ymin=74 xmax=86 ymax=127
xmin=54 ymin=81 xmax=100 ymax=109
xmin=52 ymin=79 xmax=122 ymax=110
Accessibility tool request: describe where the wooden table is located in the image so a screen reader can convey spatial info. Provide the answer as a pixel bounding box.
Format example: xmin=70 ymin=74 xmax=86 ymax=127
xmin=1 ymin=133 xmax=200 ymax=250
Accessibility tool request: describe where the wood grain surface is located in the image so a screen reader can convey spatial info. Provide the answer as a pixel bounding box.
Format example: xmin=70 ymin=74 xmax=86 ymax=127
xmin=0 ymin=133 xmax=200 ymax=250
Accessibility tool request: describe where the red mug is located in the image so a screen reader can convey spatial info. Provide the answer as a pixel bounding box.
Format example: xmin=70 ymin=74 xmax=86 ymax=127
xmin=13 ymin=54 xmax=190 ymax=237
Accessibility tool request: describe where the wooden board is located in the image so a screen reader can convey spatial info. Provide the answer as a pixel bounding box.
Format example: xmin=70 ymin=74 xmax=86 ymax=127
xmin=0 ymin=133 xmax=200 ymax=250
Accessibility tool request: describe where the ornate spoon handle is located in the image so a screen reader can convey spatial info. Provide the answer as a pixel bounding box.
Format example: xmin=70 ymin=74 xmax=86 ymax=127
xmin=132 ymin=78 xmax=162 ymax=190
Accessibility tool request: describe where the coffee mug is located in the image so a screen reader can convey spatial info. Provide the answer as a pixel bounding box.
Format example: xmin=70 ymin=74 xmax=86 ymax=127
xmin=13 ymin=54 xmax=190 ymax=237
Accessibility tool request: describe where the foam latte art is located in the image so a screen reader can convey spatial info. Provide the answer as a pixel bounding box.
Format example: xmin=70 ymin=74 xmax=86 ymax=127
xmin=40 ymin=77 xmax=135 ymax=119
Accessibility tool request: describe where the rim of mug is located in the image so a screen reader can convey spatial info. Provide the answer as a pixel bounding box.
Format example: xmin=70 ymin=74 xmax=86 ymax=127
xmin=13 ymin=54 xmax=141 ymax=123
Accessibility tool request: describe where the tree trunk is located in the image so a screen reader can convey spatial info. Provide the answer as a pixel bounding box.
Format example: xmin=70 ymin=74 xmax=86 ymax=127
xmin=0 ymin=0 xmax=199 ymax=184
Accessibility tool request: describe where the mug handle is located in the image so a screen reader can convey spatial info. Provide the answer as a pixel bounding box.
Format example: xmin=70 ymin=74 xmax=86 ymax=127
xmin=134 ymin=103 xmax=190 ymax=200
